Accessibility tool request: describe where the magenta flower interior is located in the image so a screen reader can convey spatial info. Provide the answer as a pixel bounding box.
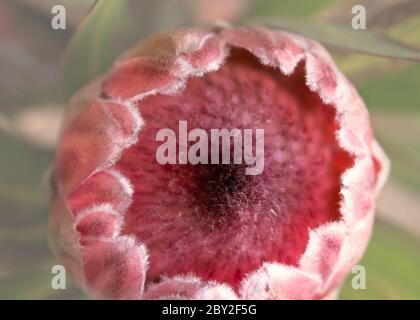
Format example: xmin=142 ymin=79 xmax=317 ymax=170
xmin=113 ymin=50 xmax=354 ymax=287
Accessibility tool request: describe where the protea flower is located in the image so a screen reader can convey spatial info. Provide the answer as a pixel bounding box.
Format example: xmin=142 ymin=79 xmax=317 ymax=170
xmin=49 ymin=26 xmax=389 ymax=300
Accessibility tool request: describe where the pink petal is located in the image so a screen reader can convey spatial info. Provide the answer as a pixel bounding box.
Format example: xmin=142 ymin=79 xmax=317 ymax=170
xmin=102 ymin=29 xmax=226 ymax=101
xmin=299 ymin=222 xmax=346 ymax=292
xmin=194 ymin=283 xmax=238 ymax=300
xmin=240 ymin=263 xmax=321 ymax=300
xmin=323 ymin=213 xmax=374 ymax=294
xmin=66 ymin=169 xmax=133 ymax=215
xmin=143 ymin=275 xmax=204 ymax=300
xmin=82 ymin=236 xmax=148 ymax=299
xmin=75 ymin=205 xmax=121 ymax=242
xmin=221 ymin=27 xmax=304 ymax=75
xmin=55 ymin=100 xmax=139 ymax=195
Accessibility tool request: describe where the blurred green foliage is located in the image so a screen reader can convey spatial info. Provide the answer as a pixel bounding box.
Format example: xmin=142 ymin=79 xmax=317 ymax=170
xmin=0 ymin=134 xmax=51 ymax=206
xmin=251 ymin=0 xmax=337 ymax=17
xmin=61 ymin=0 xmax=128 ymax=98
xmin=360 ymin=64 xmax=420 ymax=112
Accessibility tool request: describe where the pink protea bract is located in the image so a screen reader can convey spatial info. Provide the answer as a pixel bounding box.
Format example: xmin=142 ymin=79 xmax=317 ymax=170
xmin=50 ymin=26 xmax=390 ymax=300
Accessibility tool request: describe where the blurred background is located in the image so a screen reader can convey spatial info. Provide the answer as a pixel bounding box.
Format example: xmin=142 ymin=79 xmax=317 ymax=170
xmin=0 ymin=0 xmax=419 ymax=299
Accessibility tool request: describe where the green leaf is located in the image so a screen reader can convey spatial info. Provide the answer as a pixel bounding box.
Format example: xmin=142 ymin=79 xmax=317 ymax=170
xmin=61 ymin=0 xmax=130 ymax=99
xmin=247 ymin=0 xmax=337 ymax=18
xmin=255 ymin=17 xmax=420 ymax=62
